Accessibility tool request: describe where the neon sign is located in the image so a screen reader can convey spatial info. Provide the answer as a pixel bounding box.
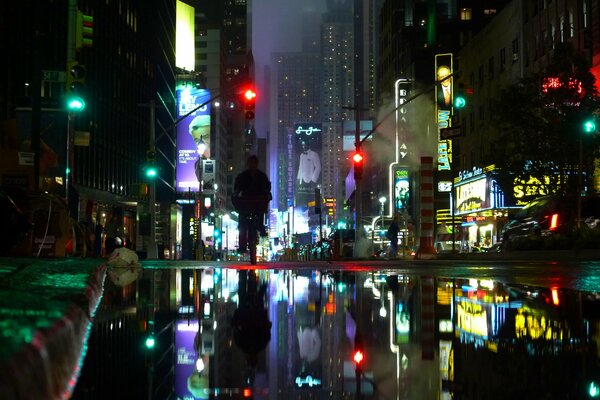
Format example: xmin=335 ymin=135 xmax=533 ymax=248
xmin=295 ymin=376 xmax=322 ymax=387
xmin=455 ymin=177 xmax=488 ymax=214
xmin=438 ymin=141 xmax=451 ymax=171
xmin=541 ymin=76 xmax=584 ymax=96
xmin=513 ymin=175 xmax=557 ymax=205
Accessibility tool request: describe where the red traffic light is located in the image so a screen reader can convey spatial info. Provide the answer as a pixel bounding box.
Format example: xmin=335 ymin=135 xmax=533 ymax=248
xmin=241 ymin=87 xmax=257 ymax=120
xmin=244 ymin=89 xmax=257 ymax=101
xmin=352 ymin=152 xmax=363 ymax=163
xmin=353 ymin=349 xmax=364 ymax=365
xmin=243 ymin=388 xmax=252 ymax=397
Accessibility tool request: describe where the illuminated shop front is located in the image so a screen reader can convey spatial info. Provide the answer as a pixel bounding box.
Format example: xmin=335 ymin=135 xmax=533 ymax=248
xmin=453 ymin=166 xmax=519 ymax=251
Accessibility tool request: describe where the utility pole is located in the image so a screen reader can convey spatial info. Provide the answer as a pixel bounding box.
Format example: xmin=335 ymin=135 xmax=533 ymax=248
xmin=64 ymin=0 xmax=77 ymax=206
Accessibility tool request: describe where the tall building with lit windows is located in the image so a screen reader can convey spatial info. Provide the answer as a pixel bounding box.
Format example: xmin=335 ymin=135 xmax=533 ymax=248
xmin=0 ymin=0 xmax=176 ymax=256
xmin=320 ymin=0 xmax=355 ymax=202
xmin=273 ymin=52 xmax=322 ymax=211
xmin=193 ymin=0 xmax=253 ymax=213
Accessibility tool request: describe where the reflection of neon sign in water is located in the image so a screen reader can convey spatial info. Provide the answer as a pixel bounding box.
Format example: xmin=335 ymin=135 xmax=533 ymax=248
xmin=457 ymin=302 xmax=488 ymax=338
xmin=295 ymin=375 xmax=322 ymax=387
xmin=396 ymin=303 xmax=410 ymax=344
xmin=515 ymin=309 xmax=569 ymax=340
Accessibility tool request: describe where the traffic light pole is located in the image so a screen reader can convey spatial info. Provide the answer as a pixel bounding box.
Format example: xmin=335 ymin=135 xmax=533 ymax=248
xmin=355 ymin=114 xmax=363 ymax=257
xmin=148 ymin=100 xmax=158 ymax=259
xmin=343 ymin=105 xmax=366 ymax=257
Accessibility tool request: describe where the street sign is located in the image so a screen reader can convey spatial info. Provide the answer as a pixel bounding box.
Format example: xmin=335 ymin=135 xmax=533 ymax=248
xmin=42 ymin=70 xmax=66 ymax=82
xmin=440 ymin=126 xmax=462 ymax=140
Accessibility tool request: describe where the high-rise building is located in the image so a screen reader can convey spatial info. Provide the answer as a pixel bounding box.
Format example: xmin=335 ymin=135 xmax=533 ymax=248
xmin=0 ymin=1 xmax=176 ymax=256
xmin=272 ymin=52 xmax=321 ymax=211
xmin=193 ymin=0 xmax=253 ymax=213
xmin=320 ymin=0 xmax=355 ymax=205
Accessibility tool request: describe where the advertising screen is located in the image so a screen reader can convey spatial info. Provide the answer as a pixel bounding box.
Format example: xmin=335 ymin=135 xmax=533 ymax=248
xmin=176 ymin=86 xmax=211 ymax=192
xmin=176 ymin=1 xmax=195 ymax=71
xmin=455 ymin=177 xmax=489 ymax=215
xmin=393 ymin=166 xmax=410 ymax=213
xmin=294 ymin=123 xmax=322 ymax=207
xmin=435 ymin=53 xmax=453 ymax=171
xmin=342 ymin=120 xmax=373 ymax=151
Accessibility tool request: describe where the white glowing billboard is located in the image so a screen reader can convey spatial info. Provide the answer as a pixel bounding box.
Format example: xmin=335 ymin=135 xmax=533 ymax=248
xmin=176 ymin=1 xmax=195 ymax=71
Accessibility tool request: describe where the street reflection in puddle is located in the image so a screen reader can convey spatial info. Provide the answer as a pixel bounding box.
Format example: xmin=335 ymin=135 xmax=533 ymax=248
xmin=73 ymin=267 xmax=600 ymax=400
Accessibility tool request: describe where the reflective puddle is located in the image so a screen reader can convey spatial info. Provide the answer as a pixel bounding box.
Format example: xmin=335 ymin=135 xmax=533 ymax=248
xmin=73 ymin=266 xmax=600 ymax=399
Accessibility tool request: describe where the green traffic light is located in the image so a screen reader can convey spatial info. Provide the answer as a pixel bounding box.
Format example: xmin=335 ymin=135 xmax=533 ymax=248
xmin=145 ymin=166 xmax=158 ymax=178
xmin=590 ymin=382 xmax=600 ymax=398
xmin=583 ymin=120 xmax=596 ymax=133
xmin=145 ymin=336 xmax=155 ymax=349
xmin=454 ymin=95 xmax=466 ymax=109
xmin=67 ymin=96 xmax=86 ymax=111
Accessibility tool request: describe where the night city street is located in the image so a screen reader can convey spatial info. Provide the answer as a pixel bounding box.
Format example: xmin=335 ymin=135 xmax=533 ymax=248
xmin=2 ymin=0 xmax=600 ymax=399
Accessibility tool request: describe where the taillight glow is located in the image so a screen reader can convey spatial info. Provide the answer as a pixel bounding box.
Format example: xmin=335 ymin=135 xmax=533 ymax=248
xmin=551 ymin=288 xmax=559 ymax=306
xmin=549 ymin=213 xmax=559 ymax=230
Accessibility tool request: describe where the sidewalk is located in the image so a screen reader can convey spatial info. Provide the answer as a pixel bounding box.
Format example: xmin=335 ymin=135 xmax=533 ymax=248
xmin=0 ymin=258 xmax=106 ymax=400
xmin=436 ymin=249 xmax=600 ymax=262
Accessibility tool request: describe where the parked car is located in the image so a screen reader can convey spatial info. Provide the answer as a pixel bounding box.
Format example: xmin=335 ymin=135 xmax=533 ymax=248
xmin=502 ymin=194 xmax=600 ymax=244
xmin=329 ymin=229 xmax=355 ymax=258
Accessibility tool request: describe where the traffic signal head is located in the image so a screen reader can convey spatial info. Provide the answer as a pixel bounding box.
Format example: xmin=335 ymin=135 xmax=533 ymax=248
xmin=76 ymin=11 xmax=94 ymax=49
xmin=353 ymin=151 xmax=364 ymax=180
xmin=144 ymin=163 xmax=158 ymax=179
xmin=244 ymin=89 xmax=257 ymax=101
xmin=145 ymin=335 xmax=155 ymax=349
xmin=241 ymin=87 xmax=257 ymax=120
xmin=66 ymin=61 xmax=86 ymax=111
xmin=353 ymin=349 xmax=364 ymax=365
xmin=454 ymin=91 xmax=466 ymax=109
xmin=583 ymin=118 xmax=596 ymax=133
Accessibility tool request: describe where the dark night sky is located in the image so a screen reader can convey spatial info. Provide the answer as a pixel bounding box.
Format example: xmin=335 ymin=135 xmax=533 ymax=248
xmin=252 ymin=0 xmax=326 ymax=137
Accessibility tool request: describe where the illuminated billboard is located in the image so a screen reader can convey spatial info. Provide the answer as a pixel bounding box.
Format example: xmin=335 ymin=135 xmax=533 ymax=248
xmin=435 ymin=53 xmax=453 ymax=171
xmin=176 ymin=86 xmax=211 ymax=192
xmin=294 ymin=123 xmax=322 ymax=207
xmin=455 ymin=177 xmax=488 ymax=215
xmin=393 ymin=166 xmax=410 ymax=213
xmin=176 ymin=1 xmax=195 ymax=71
xmin=342 ymin=120 xmax=373 ymax=151
xmin=454 ymin=166 xmax=512 ymax=215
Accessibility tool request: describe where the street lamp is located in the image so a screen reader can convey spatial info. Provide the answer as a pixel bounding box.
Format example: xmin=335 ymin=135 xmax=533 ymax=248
xmin=378 ymin=196 xmax=387 ymax=228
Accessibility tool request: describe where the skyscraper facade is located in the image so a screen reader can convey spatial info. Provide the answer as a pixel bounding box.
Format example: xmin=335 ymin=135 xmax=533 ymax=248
xmin=320 ymin=0 xmax=355 ymax=204
xmin=272 ymin=52 xmax=321 ymax=211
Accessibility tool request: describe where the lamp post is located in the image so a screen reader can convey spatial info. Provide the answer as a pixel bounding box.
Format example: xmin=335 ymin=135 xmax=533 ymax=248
xmin=379 ymin=196 xmax=387 ymax=247
xmin=223 ymin=214 xmax=230 ymax=261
